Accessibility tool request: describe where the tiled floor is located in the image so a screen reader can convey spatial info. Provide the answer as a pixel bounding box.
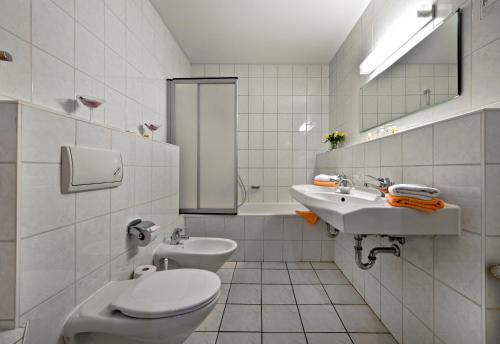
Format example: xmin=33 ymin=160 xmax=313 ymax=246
xmin=184 ymin=262 xmax=397 ymax=344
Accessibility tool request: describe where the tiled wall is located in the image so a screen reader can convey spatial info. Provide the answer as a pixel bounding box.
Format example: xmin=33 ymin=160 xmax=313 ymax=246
xmin=0 ymin=102 xmax=180 ymax=343
xmin=191 ymin=64 xmax=330 ymax=202
xmin=0 ymin=103 xmax=18 ymax=330
xmin=184 ymin=215 xmax=335 ymax=262
xmin=0 ymin=0 xmax=191 ymax=142
xmin=316 ymin=110 xmax=500 ymax=344
xmin=329 ymin=0 xmax=500 ymax=144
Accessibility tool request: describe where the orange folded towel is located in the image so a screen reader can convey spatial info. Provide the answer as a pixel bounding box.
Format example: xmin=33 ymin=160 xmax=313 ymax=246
xmin=386 ymin=194 xmax=445 ymax=213
xmin=313 ymin=180 xmax=337 ymax=187
xmin=295 ymin=210 xmax=319 ymax=224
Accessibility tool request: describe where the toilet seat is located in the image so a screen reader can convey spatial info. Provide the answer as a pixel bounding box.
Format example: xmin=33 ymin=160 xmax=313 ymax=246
xmin=109 ymin=269 xmax=221 ymax=319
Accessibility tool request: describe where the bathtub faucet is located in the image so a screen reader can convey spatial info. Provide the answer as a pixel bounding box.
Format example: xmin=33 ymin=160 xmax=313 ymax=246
xmin=170 ymin=228 xmax=189 ymax=245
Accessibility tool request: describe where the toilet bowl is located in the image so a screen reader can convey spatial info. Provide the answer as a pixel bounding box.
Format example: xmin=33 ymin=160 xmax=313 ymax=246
xmin=62 ymin=269 xmax=220 ymax=344
xmin=153 ymin=237 xmax=237 ymax=272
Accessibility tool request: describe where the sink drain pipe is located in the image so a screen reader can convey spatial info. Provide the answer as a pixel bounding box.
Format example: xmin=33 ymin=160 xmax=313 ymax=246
xmin=354 ymin=235 xmax=404 ymax=270
xmin=325 ymin=223 xmax=339 ymax=238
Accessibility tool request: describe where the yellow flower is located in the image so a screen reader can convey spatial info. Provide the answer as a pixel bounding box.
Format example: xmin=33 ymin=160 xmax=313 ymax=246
xmin=324 ymin=134 xmax=329 ymax=140
xmin=334 ymin=131 xmax=338 ymax=138
xmin=340 ymin=132 xmax=346 ymax=137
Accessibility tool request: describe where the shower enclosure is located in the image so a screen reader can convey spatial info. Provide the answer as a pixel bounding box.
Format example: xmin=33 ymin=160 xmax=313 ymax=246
xmin=167 ymin=78 xmax=238 ymax=214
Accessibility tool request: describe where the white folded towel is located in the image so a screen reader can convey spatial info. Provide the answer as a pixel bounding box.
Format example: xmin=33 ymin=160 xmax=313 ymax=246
xmin=388 ymin=184 xmax=440 ymax=200
xmin=314 ymin=174 xmax=340 ymax=182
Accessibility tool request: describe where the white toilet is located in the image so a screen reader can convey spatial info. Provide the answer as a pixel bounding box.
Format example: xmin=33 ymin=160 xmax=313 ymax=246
xmin=62 ymin=269 xmax=220 ymax=344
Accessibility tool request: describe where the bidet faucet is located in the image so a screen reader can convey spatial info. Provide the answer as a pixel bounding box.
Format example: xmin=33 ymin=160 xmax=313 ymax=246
xmin=170 ymin=228 xmax=189 ymax=245
xmin=364 ymin=175 xmax=392 ymax=197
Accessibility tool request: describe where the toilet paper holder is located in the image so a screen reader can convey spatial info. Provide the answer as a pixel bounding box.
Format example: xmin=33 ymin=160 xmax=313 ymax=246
xmin=128 ymin=219 xmax=159 ymax=242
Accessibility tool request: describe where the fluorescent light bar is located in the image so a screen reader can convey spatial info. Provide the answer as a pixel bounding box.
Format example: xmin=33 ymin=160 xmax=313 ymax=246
xmin=359 ymin=3 xmax=435 ymax=75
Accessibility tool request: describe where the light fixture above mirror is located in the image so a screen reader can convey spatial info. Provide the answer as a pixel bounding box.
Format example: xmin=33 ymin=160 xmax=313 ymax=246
xmin=359 ymin=2 xmax=435 ymax=76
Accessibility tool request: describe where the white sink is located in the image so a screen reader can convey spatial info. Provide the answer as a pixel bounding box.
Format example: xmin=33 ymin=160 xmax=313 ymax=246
xmin=153 ymin=237 xmax=237 ymax=272
xmin=290 ymin=184 xmax=460 ymax=236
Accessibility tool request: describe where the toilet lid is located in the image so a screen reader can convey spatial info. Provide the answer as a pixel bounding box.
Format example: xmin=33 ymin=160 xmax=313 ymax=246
xmin=110 ymin=269 xmax=221 ymax=319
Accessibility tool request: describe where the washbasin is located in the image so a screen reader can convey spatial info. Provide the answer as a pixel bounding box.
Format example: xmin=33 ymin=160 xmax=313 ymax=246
xmin=153 ymin=237 xmax=237 ymax=272
xmin=290 ymin=184 xmax=460 ymax=236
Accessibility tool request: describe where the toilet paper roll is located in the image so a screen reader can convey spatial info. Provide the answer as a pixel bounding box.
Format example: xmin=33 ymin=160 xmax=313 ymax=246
xmin=134 ymin=227 xmax=159 ymax=247
xmin=133 ymin=265 xmax=157 ymax=279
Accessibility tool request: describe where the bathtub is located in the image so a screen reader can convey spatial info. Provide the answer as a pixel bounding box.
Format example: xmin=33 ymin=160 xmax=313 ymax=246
xmin=184 ymin=202 xmax=334 ymax=262
xmin=237 ymin=202 xmax=308 ymax=216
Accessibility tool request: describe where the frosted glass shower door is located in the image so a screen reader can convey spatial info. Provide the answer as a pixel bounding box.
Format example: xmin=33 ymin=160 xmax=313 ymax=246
xmin=174 ymin=83 xmax=198 ymax=210
xmin=199 ymin=83 xmax=236 ymax=209
xmin=168 ymin=78 xmax=237 ymax=214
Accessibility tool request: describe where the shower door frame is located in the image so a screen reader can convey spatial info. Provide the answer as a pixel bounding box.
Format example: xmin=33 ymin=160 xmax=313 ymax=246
xmin=167 ymin=77 xmax=238 ymax=215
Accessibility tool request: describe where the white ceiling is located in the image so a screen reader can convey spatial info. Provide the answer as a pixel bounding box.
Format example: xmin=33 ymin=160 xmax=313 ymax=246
xmin=151 ymin=0 xmax=371 ymax=64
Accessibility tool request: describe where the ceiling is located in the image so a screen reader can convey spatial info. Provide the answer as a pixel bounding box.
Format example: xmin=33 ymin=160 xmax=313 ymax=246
xmin=151 ymin=0 xmax=371 ymax=64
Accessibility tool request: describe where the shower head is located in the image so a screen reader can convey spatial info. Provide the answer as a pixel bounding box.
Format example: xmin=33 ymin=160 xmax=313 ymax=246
xmin=0 ymin=51 xmax=13 ymax=62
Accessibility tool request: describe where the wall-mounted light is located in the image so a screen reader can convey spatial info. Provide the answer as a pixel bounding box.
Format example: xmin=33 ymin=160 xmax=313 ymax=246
xmin=0 ymin=50 xmax=13 ymax=62
xmin=359 ymin=3 xmax=435 ymax=76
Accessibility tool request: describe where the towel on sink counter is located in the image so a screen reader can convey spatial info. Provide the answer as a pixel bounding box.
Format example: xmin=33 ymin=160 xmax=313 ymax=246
xmin=314 ymin=174 xmax=340 ymax=182
xmin=386 ymin=194 xmax=445 ymax=213
xmin=313 ymin=180 xmax=337 ymax=187
xmin=313 ymin=174 xmax=340 ymax=187
xmin=388 ymin=184 xmax=440 ymax=201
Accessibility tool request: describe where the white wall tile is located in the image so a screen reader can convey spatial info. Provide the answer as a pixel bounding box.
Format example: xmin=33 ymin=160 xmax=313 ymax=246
xmin=485 ymin=110 xmax=500 ymax=162
xmin=76 ymin=188 xmax=111 ymax=222
xmin=264 ymin=241 xmax=283 ymax=261
xmin=433 ymin=114 xmax=481 ymax=165
xmin=364 ymin=140 xmax=380 ymax=167
xmin=472 ymin=38 xmax=500 ymax=107
xmin=486 ymin=164 xmax=500 ymax=235
xmin=21 ymin=163 xmax=76 ymax=238
xmin=486 ymin=310 xmax=500 ymax=344
xmin=0 ymin=242 xmax=15 ymax=319
xmin=105 ymin=47 xmax=126 ymax=94
xmin=402 ymin=126 xmax=433 ymax=166
xmin=76 ymin=215 xmax=110 ymax=279
xmin=435 ymin=232 xmax=482 ymax=303
xmin=402 ymin=307 xmax=433 ymax=344
xmin=381 ymin=287 xmax=402 ymax=343
xmin=402 ymin=261 xmax=433 ymax=330
xmin=0 ymin=104 xmax=18 ymax=163
xmin=76 ymin=0 xmax=105 ymax=40
xmin=0 ymin=28 xmax=32 ymax=102
xmin=433 ymin=165 xmax=481 ymax=233
xmin=245 ymin=240 xmax=263 ymax=261
xmin=32 ymin=0 xmax=75 ymax=65
xmin=20 ymin=225 xmax=75 ymax=313
xmin=0 ymin=0 xmax=30 ymax=40
xmin=0 ymin=164 xmax=16 ymax=241
xmin=21 ymin=106 xmax=76 ymax=163
xmin=20 ymin=286 xmax=75 ymax=344
xmin=105 ymin=0 xmax=125 ymax=23
xmin=75 ymin=71 xmax=105 ymax=121
xmin=434 ymin=281 xmax=482 ymax=344
xmin=76 ymin=120 xmax=111 ymax=148
xmin=110 ymin=208 xmax=135 ymax=258
xmin=76 ymin=263 xmax=109 ymax=304
xmin=32 ymin=48 xmax=75 ymax=113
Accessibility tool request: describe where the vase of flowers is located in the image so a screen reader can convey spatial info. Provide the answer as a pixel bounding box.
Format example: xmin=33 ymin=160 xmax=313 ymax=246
xmin=323 ymin=130 xmax=346 ymax=150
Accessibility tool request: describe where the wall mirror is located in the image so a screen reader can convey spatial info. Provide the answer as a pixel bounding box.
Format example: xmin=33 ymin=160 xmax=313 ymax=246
xmin=359 ymin=12 xmax=461 ymax=131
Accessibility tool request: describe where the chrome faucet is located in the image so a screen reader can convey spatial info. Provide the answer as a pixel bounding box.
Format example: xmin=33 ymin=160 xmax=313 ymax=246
xmin=337 ymin=176 xmax=353 ymax=194
xmin=364 ymin=175 xmax=392 ymax=197
xmin=170 ymin=228 xmax=189 ymax=245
